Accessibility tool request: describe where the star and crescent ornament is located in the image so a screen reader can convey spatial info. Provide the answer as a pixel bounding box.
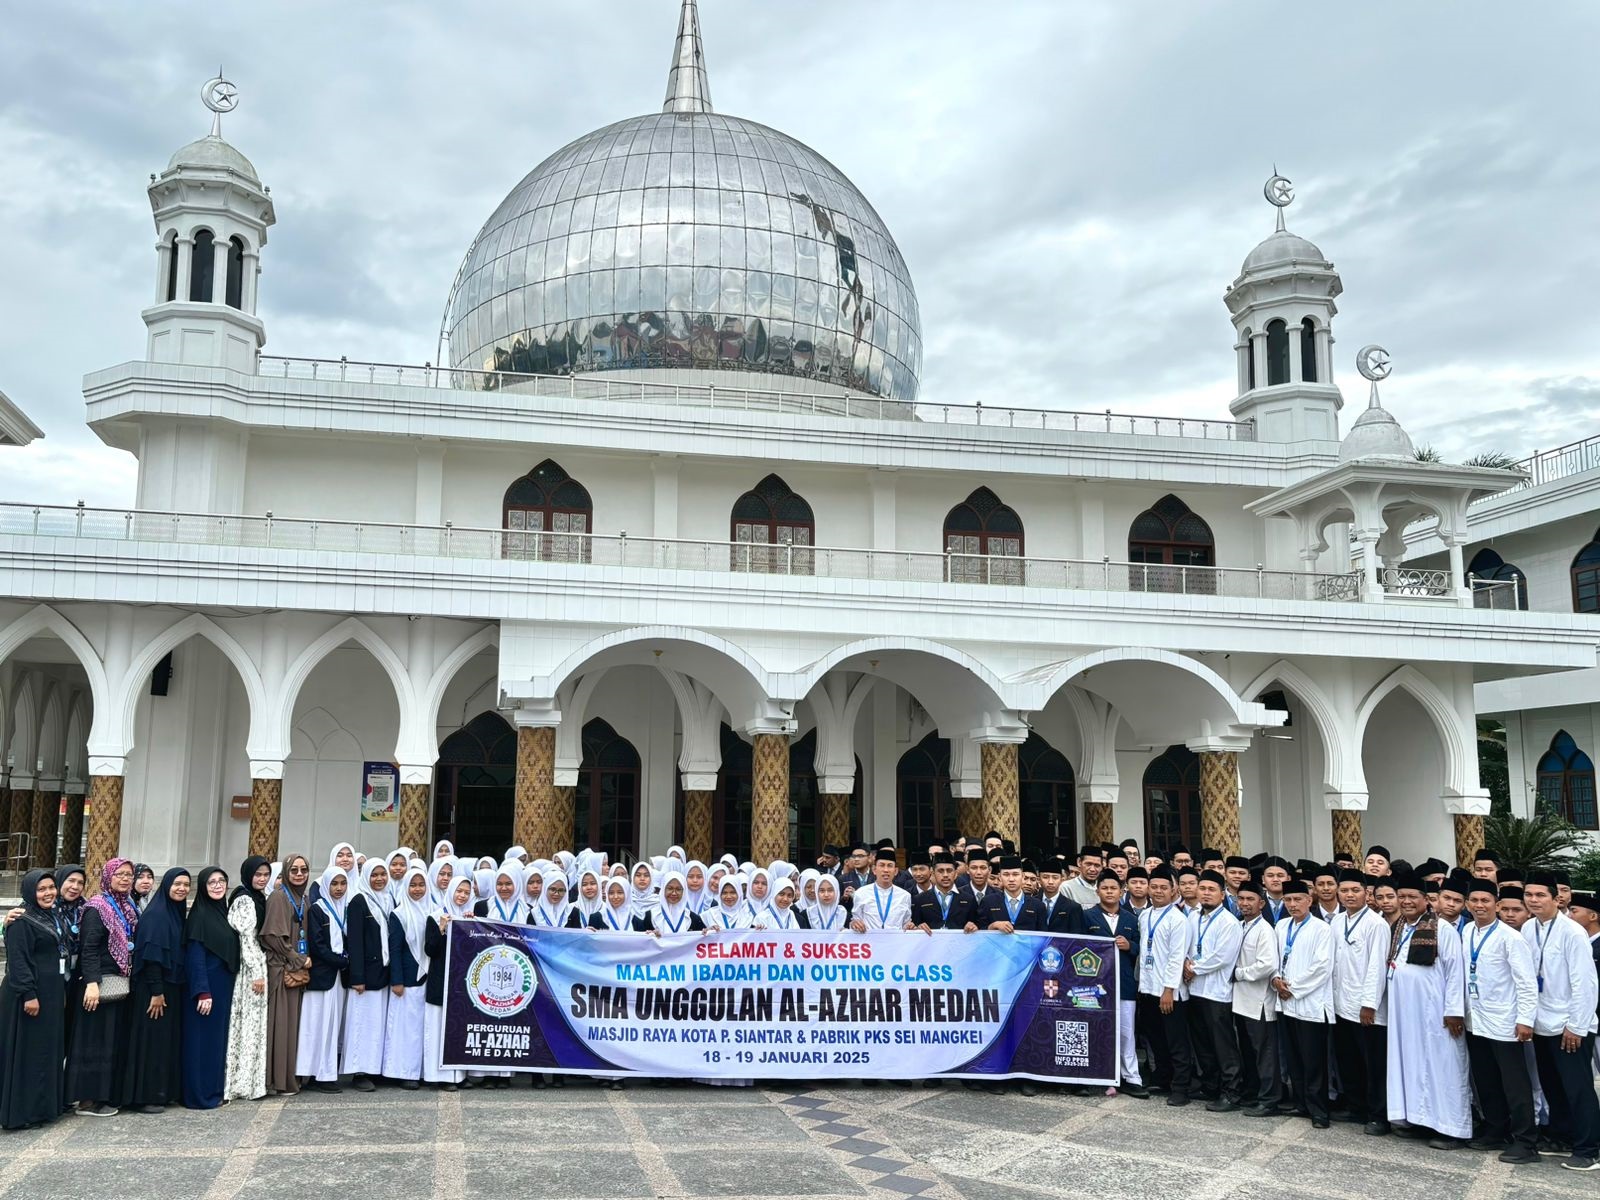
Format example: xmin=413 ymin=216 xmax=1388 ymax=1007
xmin=1355 ymin=344 xmax=1392 ymax=383
xmin=201 ymin=73 xmax=239 ymax=114
xmin=1264 ymin=173 xmax=1294 ymax=208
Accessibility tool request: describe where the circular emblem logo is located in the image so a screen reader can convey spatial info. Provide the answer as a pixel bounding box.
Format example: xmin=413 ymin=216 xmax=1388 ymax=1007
xmin=466 ymin=944 xmax=537 ymax=1018
xmin=1039 ymin=947 xmax=1064 ymax=975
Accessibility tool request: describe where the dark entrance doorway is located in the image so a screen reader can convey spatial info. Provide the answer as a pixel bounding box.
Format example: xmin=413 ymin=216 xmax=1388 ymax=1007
xmin=432 ymin=711 xmax=515 ymax=859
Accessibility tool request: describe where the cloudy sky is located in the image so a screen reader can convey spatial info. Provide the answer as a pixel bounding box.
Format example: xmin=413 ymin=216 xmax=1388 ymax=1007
xmin=2 ymin=1 xmax=1597 ymax=505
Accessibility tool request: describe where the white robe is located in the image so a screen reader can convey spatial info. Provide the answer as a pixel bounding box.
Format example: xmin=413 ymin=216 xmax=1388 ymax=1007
xmin=423 ymin=1000 xmax=463 ymax=1085
xmin=1385 ymin=921 xmax=1470 ymax=1138
xmin=342 ymin=984 xmax=389 ymax=1075
xmin=382 ymin=984 xmax=427 ymax=1081
xmin=295 ymin=980 xmax=346 ymax=1082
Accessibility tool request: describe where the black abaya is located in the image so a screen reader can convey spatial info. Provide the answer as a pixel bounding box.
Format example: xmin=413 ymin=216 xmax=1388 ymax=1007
xmin=0 ymin=874 xmax=68 ymax=1128
xmin=117 ymin=868 xmax=188 ymax=1109
xmin=66 ymin=908 xmax=131 ymax=1106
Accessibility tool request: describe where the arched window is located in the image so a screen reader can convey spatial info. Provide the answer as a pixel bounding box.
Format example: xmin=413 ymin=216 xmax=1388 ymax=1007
xmin=432 ymin=711 xmax=516 ymax=858
xmin=1300 ymin=318 xmax=1318 ymax=383
xmin=163 ymin=233 xmax=179 ymax=302
xmin=1571 ymin=531 xmax=1600 ymax=613
xmin=1468 ymin=547 xmax=1528 ymax=610
xmin=225 ymin=236 xmax=246 ymax=310
xmin=1536 ymin=730 xmax=1597 ymax=830
xmin=573 ymin=718 xmax=642 ymax=858
xmin=189 ymin=229 xmax=215 ymax=302
xmin=1143 ymin=745 xmax=1201 ymax=856
xmin=1243 ymin=328 xmax=1256 ymax=390
xmin=731 ymin=474 xmax=814 ymax=575
xmin=1265 ymin=319 xmax=1289 ymax=385
xmin=1019 ymin=733 xmax=1075 ymax=859
xmin=1128 ymin=494 xmax=1215 ymax=593
xmin=897 ymin=732 xmax=955 ymax=850
xmin=944 ymin=487 xmax=1024 ymax=584
xmin=502 ymin=459 xmax=592 ymax=562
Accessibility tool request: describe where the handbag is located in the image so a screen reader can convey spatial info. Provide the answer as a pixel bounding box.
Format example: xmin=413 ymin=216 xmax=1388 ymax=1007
xmin=96 ymin=972 xmax=130 ymax=1002
xmin=282 ymin=966 xmax=311 ymax=989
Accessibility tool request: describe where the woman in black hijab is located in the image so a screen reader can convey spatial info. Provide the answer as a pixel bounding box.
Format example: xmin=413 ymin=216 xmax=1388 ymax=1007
xmin=54 ymin=864 xmax=88 ymax=1048
xmin=181 ymin=867 xmax=238 ymax=1109
xmin=0 ymin=870 xmax=69 ymax=1128
xmin=118 ymin=867 xmax=190 ymax=1113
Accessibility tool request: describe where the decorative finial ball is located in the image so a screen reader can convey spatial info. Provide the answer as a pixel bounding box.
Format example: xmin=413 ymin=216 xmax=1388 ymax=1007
xmin=1264 ymin=174 xmax=1295 ymax=208
xmin=201 ymin=75 xmax=239 ymax=115
xmin=1355 ymin=344 xmax=1392 ymax=382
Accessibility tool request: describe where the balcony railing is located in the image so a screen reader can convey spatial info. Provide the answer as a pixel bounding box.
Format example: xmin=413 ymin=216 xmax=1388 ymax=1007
xmin=0 ymin=502 xmax=1362 ymax=601
xmin=1381 ymin=566 xmax=1452 ymax=598
xmin=1469 ymin=576 xmax=1524 ymax=610
xmin=1472 ymin=432 xmax=1600 ymax=505
xmin=253 ymin=354 xmax=1255 ymax=441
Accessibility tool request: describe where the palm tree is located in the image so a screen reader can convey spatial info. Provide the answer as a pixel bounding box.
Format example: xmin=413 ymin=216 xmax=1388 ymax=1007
xmin=1463 ymin=451 xmax=1521 ymax=470
xmin=1477 ymin=719 xmax=1509 ymax=815
xmin=1482 ymin=810 xmax=1584 ymax=872
xmin=1413 ymin=445 xmax=1443 ymax=463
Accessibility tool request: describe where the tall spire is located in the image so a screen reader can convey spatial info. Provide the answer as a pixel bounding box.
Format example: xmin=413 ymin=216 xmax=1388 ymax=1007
xmin=663 ymin=0 xmax=713 ymax=114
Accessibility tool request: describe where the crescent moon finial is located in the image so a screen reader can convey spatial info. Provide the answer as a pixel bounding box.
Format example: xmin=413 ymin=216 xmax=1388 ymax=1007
xmin=1264 ymin=173 xmax=1293 ymax=232
xmin=201 ymin=72 xmax=239 ymax=137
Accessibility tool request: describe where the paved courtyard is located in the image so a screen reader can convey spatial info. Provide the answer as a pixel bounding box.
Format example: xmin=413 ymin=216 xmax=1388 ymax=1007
xmin=0 ymin=1080 xmax=1593 ymax=1200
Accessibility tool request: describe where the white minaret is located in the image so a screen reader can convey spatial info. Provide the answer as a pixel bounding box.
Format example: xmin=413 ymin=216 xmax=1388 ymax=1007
xmin=1223 ymin=174 xmax=1343 ymax=443
xmin=143 ymin=73 xmax=275 ymax=372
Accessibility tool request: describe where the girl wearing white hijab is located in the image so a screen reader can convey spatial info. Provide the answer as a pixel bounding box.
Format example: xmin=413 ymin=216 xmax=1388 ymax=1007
xmin=523 ymin=867 xmax=544 ymax=908
xmin=810 ymin=875 xmax=846 ymax=932
xmin=431 ymin=839 xmax=454 ymax=861
xmin=474 ymin=862 xmax=528 ymax=925
xmin=422 ymin=876 xmax=474 ymax=1090
xmin=472 ymin=867 xmax=496 ymax=903
xmin=704 ymin=864 xmax=729 ymax=912
xmin=683 ymin=862 xmax=709 ymax=913
xmin=530 ymin=870 xmax=579 ymax=929
xmin=341 ymin=858 xmax=392 ymax=1090
xmin=797 ymin=869 xmax=821 ymax=913
xmin=572 ymin=868 xmax=605 ymax=924
xmin=764 ymin=876 xmax=808 ymax=930
xmin=382 ymin=867 xmax=430 ymax=1088
xmin=295 ymin=866 xmax=351 ymax=1090
xmin=426 ymin=858 xmax=455 ymax=909
xmin=309 ymin=842 xmax=356 ymax=902
xmin=641 ymin=874 xmax=706 ymax=935
xmin=666 ymin=844 xmax=686 ymax=865
xmin=504 ymin=845 xmax=528 ymax=864
xmin=628 ymin=861 xmax=659 ymax=915
xmin=266 ymin=861 xmax=283 ymax=896
xmin=385 ymin=849 xmax=414 ymax=905
xmin=708 ymin=877 xmax=752 ymax=931
xmin=744 ymin=868 xmax=773 ymax=926
xmin=593 ymin=878 xmax=636 ymax=932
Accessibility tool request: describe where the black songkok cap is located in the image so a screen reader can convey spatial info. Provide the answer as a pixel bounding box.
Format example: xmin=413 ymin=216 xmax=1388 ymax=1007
xmin=1567 ymin=891 xmax=1598 ymax=913
xmin=931 ymin=852 xmax=956 ymax=867
xmin=1078 ymin=845 xmax=1103 ymax=860
xmin=1199 ymin=869 xmax=1226 ymax=888
xmin=1264 ymin=856 xmax=1291 ymax=872
xmin=1311 ymin=862 xmax=1338 ymax=882
xmin=1497 ymin=867 xmax=1525 ymax=884
xmin=1336 ymin=868 xmax=1365 ymax=885
xmin=1198 ymin=848 xmax=1223 ymax=863
xmin=1440 ymin=874 xmax=1470 ymax=898
xmin=1176 ymin=866 xmax=1199 ymax=881
xmin=822 ymin=844 xmax=842 ymax=858
xmin=1225 ymin=856 xmax=1249 ymax=870
xmin=1467 ymin=879 xmax=1498 ymax=898
xmin=1020 ymin=858 xmax=1037 ymax=874
xmin=966 ymin=847 xmax=988 ymax=863
xmin=1390 ymin=871 xmax=1425 ymax=894
xmin=1473 ymin=849 xmax=1498 ymax=865
xmin=908 ymin=850 xmax=932 ymax=867
xmin=1148 ymin=865 xmax=1175 ymax=883
xmin=983 ymin=830 xmax=1003 ymax=842
xmin=1043 ymin=857 xmax=1068 ymax=874
xmin=1422 ymin=880 xmax=1441 ymax=896
xmin=1281 ymin=879 xmax=1310 ymax=896
xmin=1125 ymin=865 xmax=1149 ymax=881
xmin=1390 ymin=859 xmax=1414 ymax=877
xmin=1365 ymin=845 xmax=1391 ymax=861
xmin=997 ymin=855 xmax=1023 ymax=872
xmin=1418 ymin=858 xmax=1449 ymax=877
xmin=874 ymin=848 xmax=898 ymax=863
xmin=875 ymin=837 xmax=895 ymax=850
xmin=1248 ymin=852 xmax=1268 ymax=869
xmin=1237 ymin=880 xmax=1266 ymax=899
xmin=1553 ymin=869 xmax=1571 ymax=887
xmin=849 ymin=841 xmax=868 ymax=853
xmin=1498 ymin=885 xmax=1525 ymax=902
xmin=1171 ymin=843 xmax=1191 ymax=857
xmin=1525 ymin=870 xmax=1558 ymax=891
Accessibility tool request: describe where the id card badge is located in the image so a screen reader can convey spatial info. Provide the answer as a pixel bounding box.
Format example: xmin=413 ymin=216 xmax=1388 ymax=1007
xmin=297 ymin=935 xmax=307 ymax=956
xmin=1468 ymin=981 xmax=1479 ymax=999
xmin=59 ymin=955 xmax=68 ymax=978
xmin=1143 ymin=954 xmax=1154 ymax=969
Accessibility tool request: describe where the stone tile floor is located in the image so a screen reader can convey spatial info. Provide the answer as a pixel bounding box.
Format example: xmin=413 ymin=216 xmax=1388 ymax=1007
xmin=0 ymin=1079 xmax=1594 ymax=1200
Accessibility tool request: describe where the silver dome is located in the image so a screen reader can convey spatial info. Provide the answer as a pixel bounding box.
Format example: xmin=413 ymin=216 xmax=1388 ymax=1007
xmin=446 ymin=4 xmax=921 ymax=401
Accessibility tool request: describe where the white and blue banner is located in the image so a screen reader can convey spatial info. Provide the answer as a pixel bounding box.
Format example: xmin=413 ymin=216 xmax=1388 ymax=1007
xmin=442 ymin=919 xmax=1119 ymax=1082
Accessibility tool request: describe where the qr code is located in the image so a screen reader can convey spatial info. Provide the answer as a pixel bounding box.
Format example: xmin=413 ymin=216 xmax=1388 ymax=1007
xmin=1054 ymin=1019 xmax=1089 ymax=1057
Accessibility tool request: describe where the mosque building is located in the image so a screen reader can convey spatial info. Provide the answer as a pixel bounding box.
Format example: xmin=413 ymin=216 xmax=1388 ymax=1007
xmin=1 ymin=0 xmax=1594 ymax=883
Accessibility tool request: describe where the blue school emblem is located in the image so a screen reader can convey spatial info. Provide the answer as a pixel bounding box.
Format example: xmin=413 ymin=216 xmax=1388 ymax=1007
xmin=1039 ymin=947 xmax=1064 ymax=975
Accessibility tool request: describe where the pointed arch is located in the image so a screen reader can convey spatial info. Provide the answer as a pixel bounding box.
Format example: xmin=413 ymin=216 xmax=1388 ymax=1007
xmin=732 ymin=474 xmax=815 ymax=575
xmin=943 ymin=487 xmax=1023 ymax=584
xmin=0 ymin=605 xmax=111 ymax=723
xmin=417 ymin=625 xmax=501 ymax=759
xmin=1238 ymin=659 xmax=1353 ymax=799
xmin=1353 ymin=665 xmax=1469 ymax=801
xmin=277 ymin=618 xmax=414 ymax=762
xmin=119 ymin=613 xmax=270 ymax=756
xmin=795 ymin=637 xmax=1013 ymax=737
xmin=36 ymin=684 xmax=66 ymax=781
xmin=1129 ymin=494 xmax=1215 ymax=593
xmin=1535 ymin=730 xmax=1597 ymax=830
xmin=503 ymin=458 xmax=592 ymax=562
xmin=5 ymin=672 xmax=40 ymax=770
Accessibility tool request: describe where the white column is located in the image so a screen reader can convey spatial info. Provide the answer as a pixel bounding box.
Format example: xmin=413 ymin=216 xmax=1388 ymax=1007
xmin=243 ymin=250 xmax=260 ymax=313
xmin=1447 ymin=539 xmax=1470 ymax=606
xmin=1315 ymin=327 xmax=1333 ymax=385
xmin=154 ymin=239 xmax=172 ymax=302
xmin=1250 ymin=331 xmax=1268 ymax=390
xmin=212 ymin=239 xmax=230 ymax=304
xmin=1288 ymin=320 xmax=1304 ymax=383
xmin=175 ymin=238 xmax=194 ymax=301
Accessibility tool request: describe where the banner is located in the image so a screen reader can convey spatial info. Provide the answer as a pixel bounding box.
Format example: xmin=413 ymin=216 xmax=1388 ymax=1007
xmin=442 ymin=919 xmax=1119 ymax=1083
xmin=360 ymin=762 xmax=398 ymax=823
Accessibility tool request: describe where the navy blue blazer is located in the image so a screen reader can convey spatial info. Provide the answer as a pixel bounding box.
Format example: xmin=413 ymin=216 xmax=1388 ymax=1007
xmin=1081 ymin=904 xmax=1140 ymax=999
xmin=387 ymin=912 xmax=426 ymax=989
xmin=344 ymin=894 xmax=389 ymax=990
xmin=1040 ymin=893 xmax=1087 ymax=935
xmin=911 ymin=887 xmax=979 ymax=930
xmin=977 ymin=891 xmax=1048 ymax=931
xmin=306 ymin=902 xmax=350 ymax=992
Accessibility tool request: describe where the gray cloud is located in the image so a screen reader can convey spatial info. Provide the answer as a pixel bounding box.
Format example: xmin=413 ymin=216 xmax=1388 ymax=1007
xmin=2 ymin=0 xmax=1597 ymax=504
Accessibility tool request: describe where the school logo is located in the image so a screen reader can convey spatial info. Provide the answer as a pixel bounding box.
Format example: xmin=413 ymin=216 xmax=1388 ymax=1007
xmin=1071 ymin=948 xmax=1102 ymax=978
xmin=466 ymin=944 xmax=537 ymax=1019
xmin=1067 ymin=984 xmax=1106 ymax=1010
xmin=1042 ymin=978 xmax=1060 ymax=1000
xmin=1039 ymin=947 xmax=1064 ymax=975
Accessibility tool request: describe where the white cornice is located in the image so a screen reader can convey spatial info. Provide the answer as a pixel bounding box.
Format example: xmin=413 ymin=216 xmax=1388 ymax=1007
xmin=0 ymin=389 xmax=44 ymax=447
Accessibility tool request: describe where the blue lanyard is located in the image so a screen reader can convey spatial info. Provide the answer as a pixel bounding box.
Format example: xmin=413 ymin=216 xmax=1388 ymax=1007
xmin=1532 ymin=919 xmax=1553 ymax=986
xmin=1341 ymin=909 xmax=1368 ymax=945
xmin=494 ymin=898 xmax=518 ymax=923
xmin=287 ymin=891 xmax=305 ymax=926
xmin=1005 ymin=894 xmax=1022 ymax=923
xmin=1148 ymin=904 xmax=1175 ymax=942
xmin=1391 ymin=923 xmax=1417 ymax=973
xmin=110 ymin=898 xmax=136 ymax=944
xmin=769 ymin=905 xmax=792 ymax=929
xmin=720 ymin=910 xmax=736 ymax=928
xmin=1282 ymin=916 xmax=1308 ymax=969
xmin=874 ymin=887 xmax=893 ymax=926
xmin=320 ymin=901 xmax=346 ymax=937
xmin=1195 ymin=908 xmax=1221 ymax=956
xmin=659 ymin=907 xmax=686 ymax=933
xmin=937 ymin=891 xmax=952 ymax=919
xmin=1468 ymin=920 xmax=1498 ymax=975
xmin=606 ymin=907 xmax=626 ymax=930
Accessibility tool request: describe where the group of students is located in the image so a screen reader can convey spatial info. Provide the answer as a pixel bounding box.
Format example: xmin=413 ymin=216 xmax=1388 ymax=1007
xmin=0 ymin=832 xmax=1595 ymax=1174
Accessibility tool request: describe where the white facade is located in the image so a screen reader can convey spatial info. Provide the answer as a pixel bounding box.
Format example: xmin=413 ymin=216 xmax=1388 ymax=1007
xmin=2 ymin=7 xmax=1597 ymax=873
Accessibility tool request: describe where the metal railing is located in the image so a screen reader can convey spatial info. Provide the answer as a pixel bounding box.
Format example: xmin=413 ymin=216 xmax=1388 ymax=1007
xmin=254 ymin=354 xmax=1255 ymax=441
xmin=0 ymin=501 xmax=1361 ymax=601
xmin=1381 ymin=566 xmax=1452 ymax=597
xmin=1469 ymin=575 xmax=1523 ymax=610
xmin=1472 ymin=432 xmax=1600 ymax=505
